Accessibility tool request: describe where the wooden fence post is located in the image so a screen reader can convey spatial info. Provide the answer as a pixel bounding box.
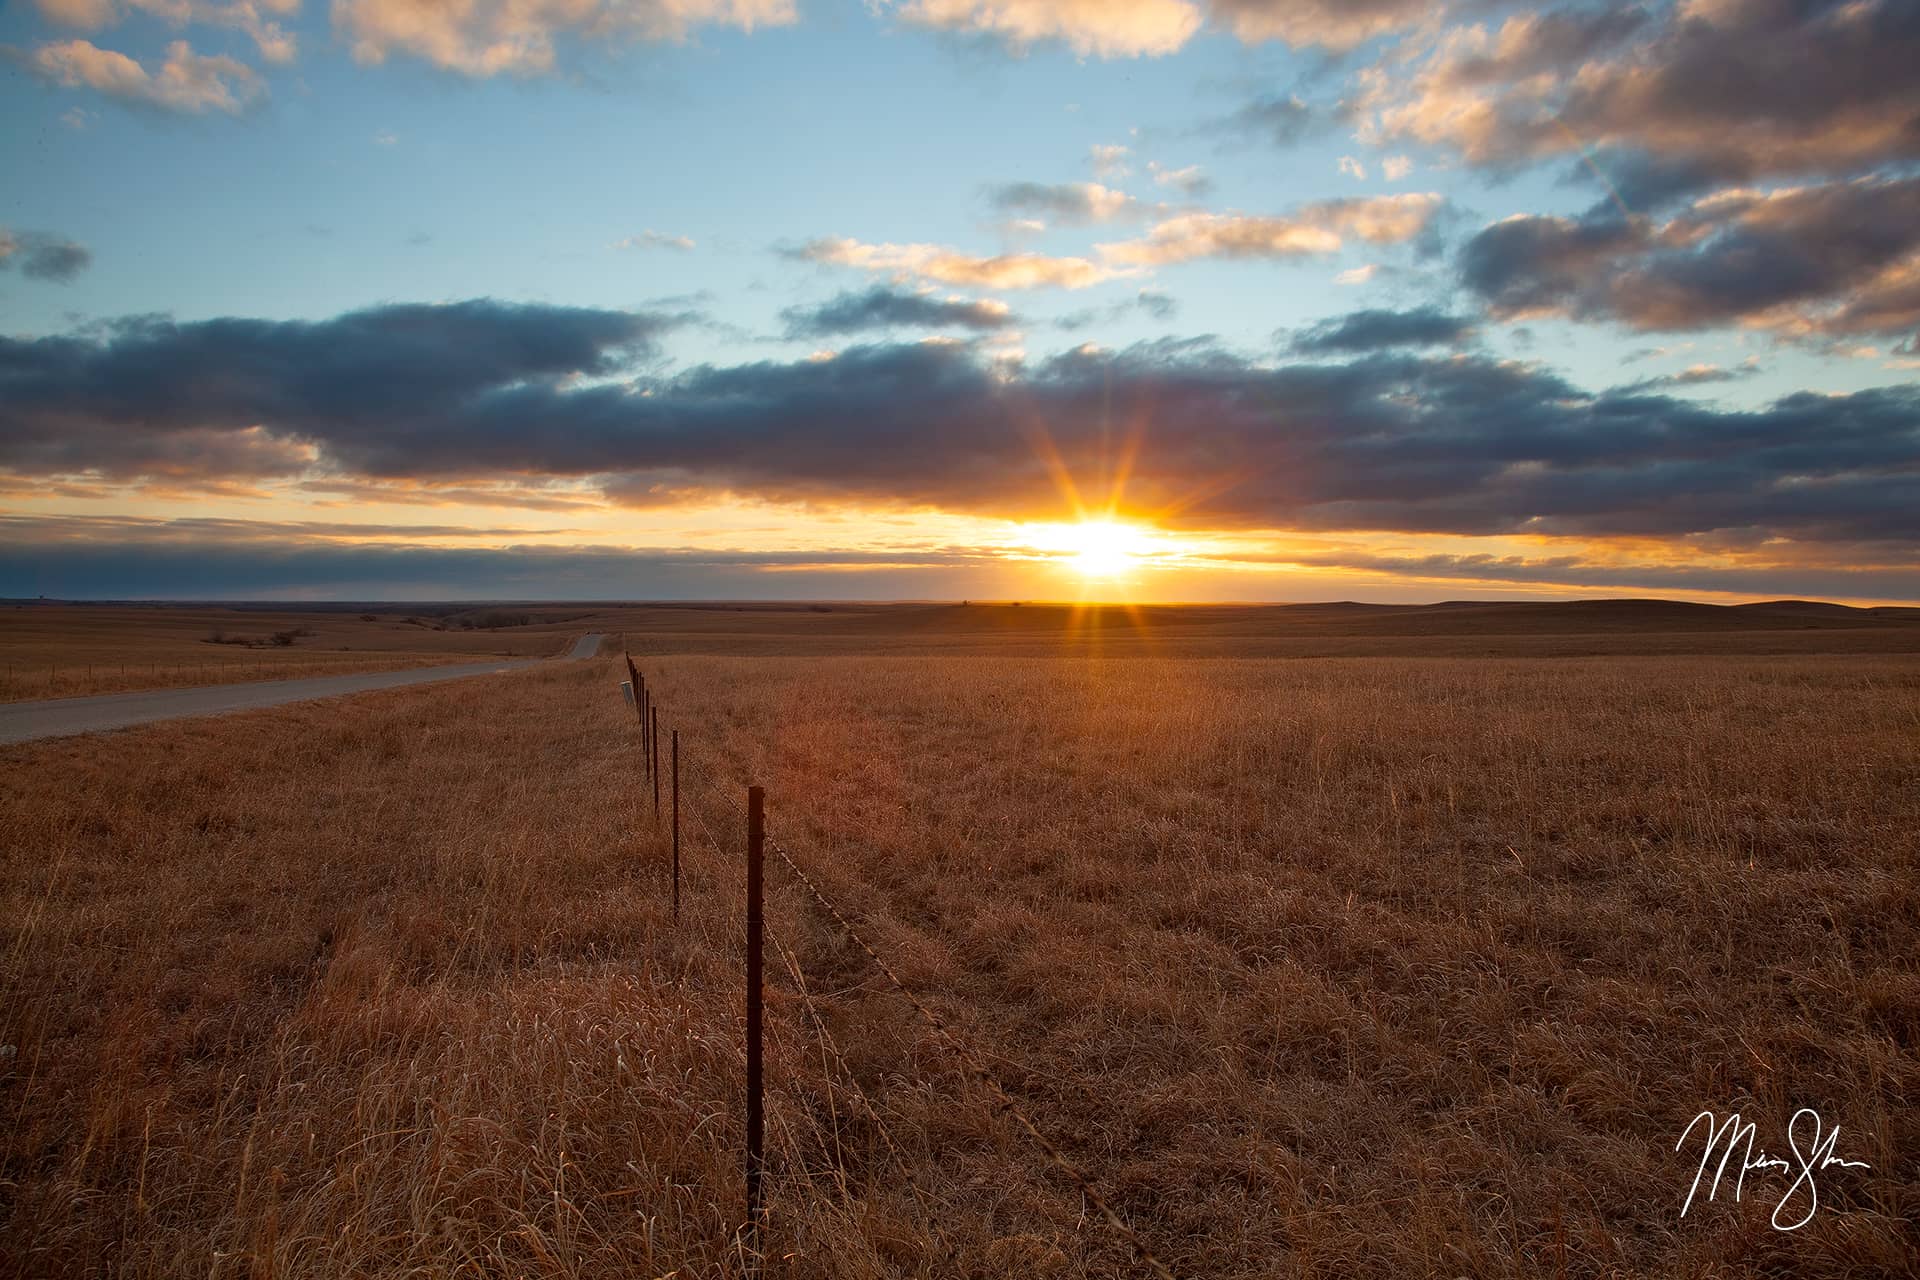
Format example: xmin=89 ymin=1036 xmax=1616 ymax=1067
xmin=745 ymin=785 xmax=765 ymax=1267
xmin=650 ymin=705 xmax=661 ymax=817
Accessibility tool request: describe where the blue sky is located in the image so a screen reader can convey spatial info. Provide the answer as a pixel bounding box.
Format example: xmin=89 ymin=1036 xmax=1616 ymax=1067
xmin=2 ymin=0 xmax=1916 ymax=602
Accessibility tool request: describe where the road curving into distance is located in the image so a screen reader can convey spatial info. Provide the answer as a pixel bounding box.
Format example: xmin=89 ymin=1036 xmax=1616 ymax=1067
xmin=0 ymin=633 xmax=605 ymax=747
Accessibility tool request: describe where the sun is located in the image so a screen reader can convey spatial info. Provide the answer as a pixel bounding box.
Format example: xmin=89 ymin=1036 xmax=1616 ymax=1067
xmin=1056 ymin=519 xmax=1150 ymax=578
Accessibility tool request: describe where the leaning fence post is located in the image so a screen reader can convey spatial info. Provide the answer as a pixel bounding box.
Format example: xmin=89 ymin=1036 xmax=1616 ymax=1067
xmin=745 ymin=785 xmax=766 ymax=1267
xmin=671 ymin=729 xmax=681 ymax=922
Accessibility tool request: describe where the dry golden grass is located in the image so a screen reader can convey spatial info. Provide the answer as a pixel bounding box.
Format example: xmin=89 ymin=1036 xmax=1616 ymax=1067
xmin=2 ymin=624 xmax=1916 ymax=1277
xmin=9 ymin=598 xmax=1920 ymax=702
xmin=0 ymin=605 xmax=588 ymax=699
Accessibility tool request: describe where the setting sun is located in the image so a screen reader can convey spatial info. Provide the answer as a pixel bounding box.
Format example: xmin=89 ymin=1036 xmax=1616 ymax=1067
xmin=1055 ymin=519 xmax=1152 ymax=578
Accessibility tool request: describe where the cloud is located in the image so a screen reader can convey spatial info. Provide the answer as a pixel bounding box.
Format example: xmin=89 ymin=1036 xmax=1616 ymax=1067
xmin=5 ymin=301 xmax=1916 ymax=557
xmin=1134 ymin=288 xmax=1177 ymax=320
xmin=1335 ymin=264 xmax=1378 ymax=285
xmin=1053 ymin=288 xmax=1179 ymax=331
xmin=0 ymin=300 xmax=682 ymax=482
xmin=894 ymin=0 xmax=1202 ymax=58
xmin=987 ymin=181 xmax=1139 ymax=224
xmin=332 ymin=0 xmax=795 ymax=76
xmin=781 ymin=286 xmax=1014 ymax=337
xmin=794 ymin=236 xmax=1125 ymax=290
xmin=1090 ymin=143 xmax=1131 ymax=179
xmin=34 ymin=0 xmax=119 ymax=29
xmin=1290 ymin=306 xmax=1475 ymax=354
xmin=1460 ymin=175 xmax=1920 ymax=337
xmin=1256 ymin=546 xmax=1920 ymax=602
xmin=1101 ymin=193 xmax=1442 ymax=266
xmin=1621 ymin=359 xmax=1761 ymax=391
xmin=1212 ymin=93 xmax=1313 ymax=147
xmin=614 ymin=230 xmax=696 ymax=252
xmin=1338 ymin=155 xmax=1366 ymax=181
xmin=1381 ymin=155 xmax=1412 ymax=181
xmin=24 ymin=38 xmax=264 ymax=113
xmin=0 ymin=518 xmax=1022 ymax=600
xmin=33 ymin=0 xmax=298 ymax=63
xmin=0 ymin=229 xmax=93 ymax=283
xmin=1148 ymin=162 xmax=1210 ymax=197
xmin=1357 ymin=0 xmax=1920 ymax=202
xmin=1208 ymin=0 xmax=1430 ymax=50
xmin=888 ymin=0 xmax=1431 ymax=58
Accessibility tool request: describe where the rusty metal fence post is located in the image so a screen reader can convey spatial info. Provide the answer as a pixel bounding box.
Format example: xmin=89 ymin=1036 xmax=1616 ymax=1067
xmin=671 ymin=728 xmax=681 ymax=922
xmin=745 ymin=785 xmax=766 ymax=1268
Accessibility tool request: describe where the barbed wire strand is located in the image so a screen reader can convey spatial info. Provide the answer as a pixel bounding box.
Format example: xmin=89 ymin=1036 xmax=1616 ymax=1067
xmin=638 ymin=686 xmax=1178 ymax=1277
xmin=766 ymin=917 xmax=964 ymax=1270
xmin=691 ymin=741 xmax=1178 ymax=1276
xmin=759 ymin=828 xmax=1179 ymax=1279
xmin=682 ymin=750 xmax=960 ymax=1270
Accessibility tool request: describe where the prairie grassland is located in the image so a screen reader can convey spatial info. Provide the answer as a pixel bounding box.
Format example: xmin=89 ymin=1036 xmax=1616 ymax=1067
xmin=2 ymin=645 xmax=1916 ymax=1277
xmin=0 ymin=605 xmax=586 ymax=700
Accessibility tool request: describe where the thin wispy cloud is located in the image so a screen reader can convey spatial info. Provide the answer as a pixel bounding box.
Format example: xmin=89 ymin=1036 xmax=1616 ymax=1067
xmin=615 ymin=230 xmax=696 ymax=252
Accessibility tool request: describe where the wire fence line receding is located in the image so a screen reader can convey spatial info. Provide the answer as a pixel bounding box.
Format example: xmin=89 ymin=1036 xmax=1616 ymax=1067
xmin=619 ymin=650 xmax=1181 ymax=1280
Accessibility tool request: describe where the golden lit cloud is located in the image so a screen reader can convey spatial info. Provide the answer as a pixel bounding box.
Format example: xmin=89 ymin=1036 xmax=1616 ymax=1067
xmin=34 ymin=0 xmax=299 ymax=63
xmin=27 ymin=38 xmax=265 ymax=112
xmin=1100 ymin=194 xmax=1440 ymax=266
xmin=1208 ymin=0 xmax=1429 ymax=50
xmin=332 ymin=0 xmax=796 ymax=76
xmin=897 ymin=0 xmax=1201 ymax=58
xmin=798 ymin=236 xmax=1127 ymax=290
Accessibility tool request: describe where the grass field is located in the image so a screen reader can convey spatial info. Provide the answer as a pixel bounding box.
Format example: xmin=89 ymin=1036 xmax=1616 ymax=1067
xmin=0 ymin=604 xmax=590 ymax=700
xmin=2 ymin=603 xmax=1917 ymax=1277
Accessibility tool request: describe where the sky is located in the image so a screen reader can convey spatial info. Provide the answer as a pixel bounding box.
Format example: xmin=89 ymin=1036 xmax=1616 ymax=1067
xmin=1 ymin=0 xmax=1916 ymax=603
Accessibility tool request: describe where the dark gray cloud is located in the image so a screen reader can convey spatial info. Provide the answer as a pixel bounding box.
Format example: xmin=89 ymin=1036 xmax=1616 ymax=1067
xmin=1136 ymin=289 xmax=1178 ymax=321
xmin=780 ymin=287 xmax=1012 ymax=338
xmin=1621 ymin=360 xmax=1761 ymax=392
xmin=0 ymin=229 xmax=92 ymax=283
xmin=1364 ymin=0 xmax=1920 ymax=202
xmin=1461 ymin=175 xmax=1920 ymax=337
xmin=0 ymin=518 xmax=1013 ymax=601
xmin=1253 ymin=547 xmax=1920 ymax=601
xmin=1054 ymin=289 xmax=1180 ymax=332
xmin=1290 ymin=306 xmax=1476 ymax=354
xmin=3 ymin=300 xmax=1916 ymax=551
xmin=1214 ymin=93 xmax=1315 ymax=147
xmin=0 ymin=299 xmax=682 ymax=480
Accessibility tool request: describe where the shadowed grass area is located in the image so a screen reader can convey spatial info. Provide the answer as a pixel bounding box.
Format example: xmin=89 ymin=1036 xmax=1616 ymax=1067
xmin=2 ymin=647 xmax=1916 ymax=1276
xmin=0 ymin=605 xmax=588 ymax=700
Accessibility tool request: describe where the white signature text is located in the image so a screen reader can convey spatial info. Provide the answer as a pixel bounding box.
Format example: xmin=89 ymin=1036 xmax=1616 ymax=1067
xmin=1676 ymin=1108 xmax=1871 ymax=1231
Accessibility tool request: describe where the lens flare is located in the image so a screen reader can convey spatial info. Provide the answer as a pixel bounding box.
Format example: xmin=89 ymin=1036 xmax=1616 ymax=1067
xmin=1053 ymin=519 xmax=1151 ymax=578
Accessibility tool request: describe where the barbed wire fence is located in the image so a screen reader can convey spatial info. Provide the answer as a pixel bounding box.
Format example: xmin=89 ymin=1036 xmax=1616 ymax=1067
xmin=616 ymin=648 xmax=1181 ymax=1279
